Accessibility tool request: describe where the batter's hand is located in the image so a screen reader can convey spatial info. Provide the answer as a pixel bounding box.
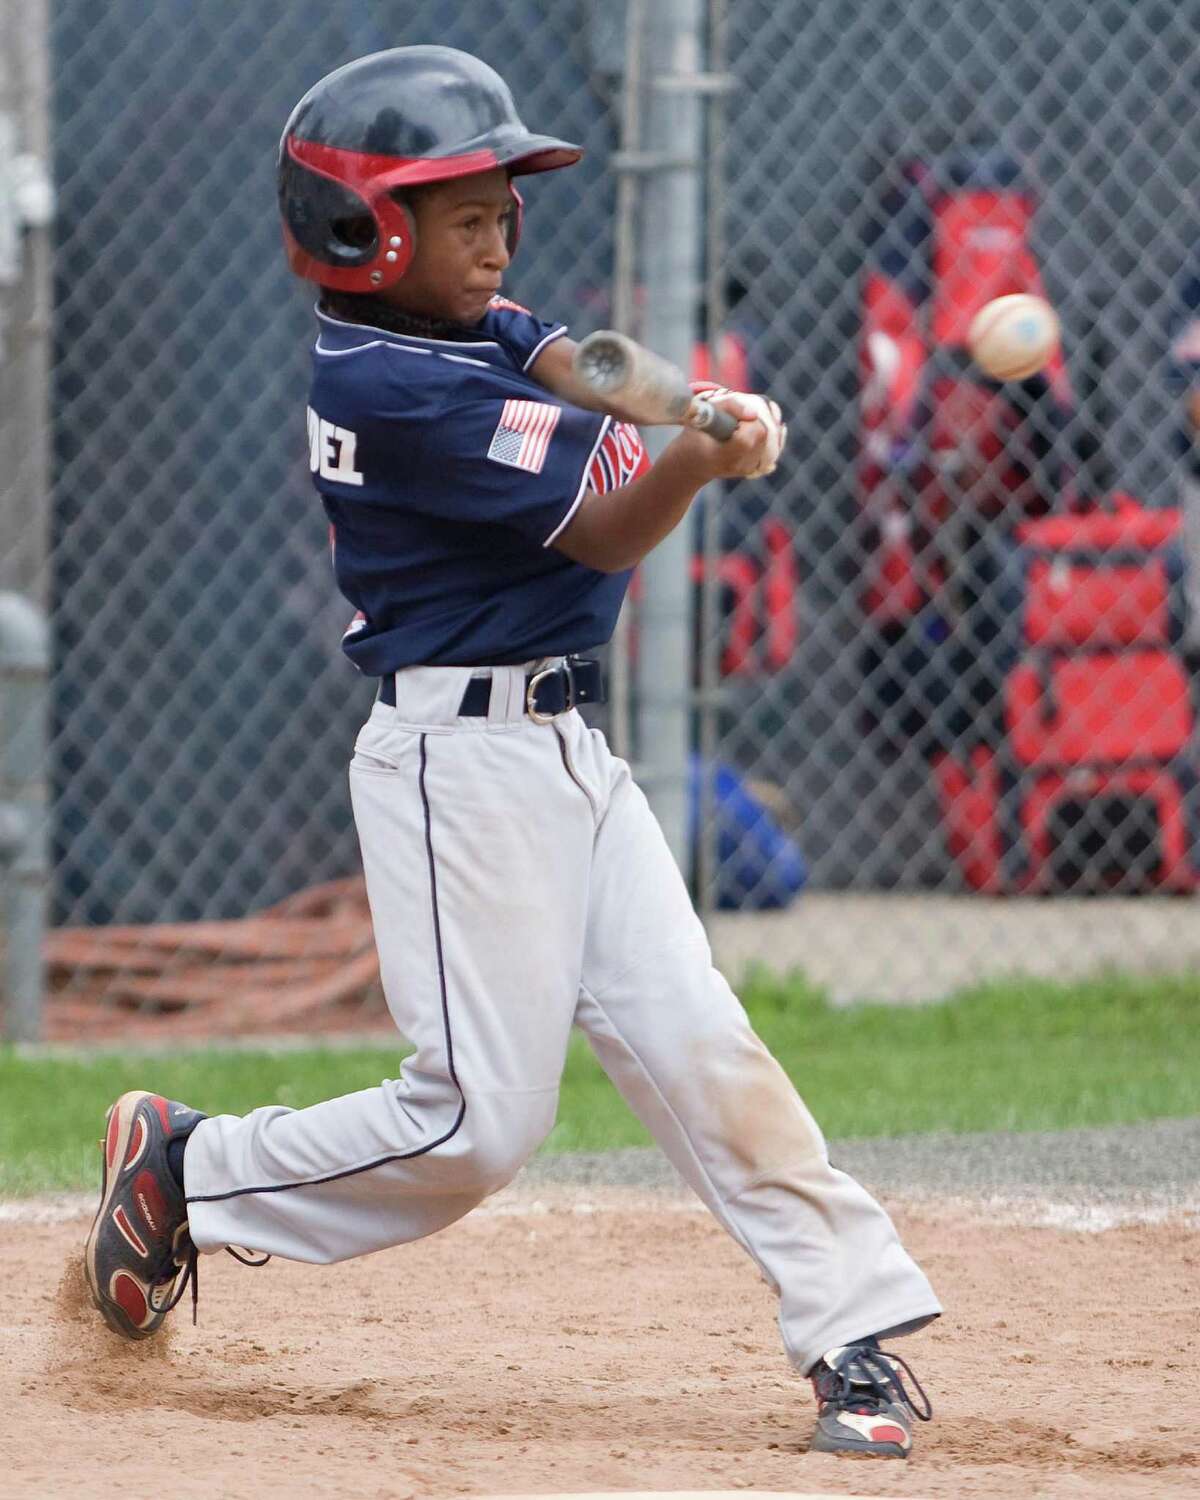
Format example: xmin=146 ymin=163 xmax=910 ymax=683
xmin=677 ymin=384 xmax=786 ymax=480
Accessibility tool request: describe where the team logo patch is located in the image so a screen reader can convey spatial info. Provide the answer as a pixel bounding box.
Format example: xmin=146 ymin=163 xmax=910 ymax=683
xmin=487 ymin=399 xmax=561 ymax=474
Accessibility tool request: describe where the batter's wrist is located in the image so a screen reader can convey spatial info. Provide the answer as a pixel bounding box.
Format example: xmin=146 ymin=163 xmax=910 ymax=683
xmin=661 ymin=432 xmax=724 ymax=489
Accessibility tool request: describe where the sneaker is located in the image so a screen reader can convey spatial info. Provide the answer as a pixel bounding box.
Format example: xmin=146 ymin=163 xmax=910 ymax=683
xmin=84 ymin=1090 xmax=205 ymax=1339
xmin=809 ymin=1338 xmax=933 ymax=1458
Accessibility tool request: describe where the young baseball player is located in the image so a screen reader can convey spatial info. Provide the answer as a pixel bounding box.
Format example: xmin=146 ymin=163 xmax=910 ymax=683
xmin=85 ymin=46 xmax=941 ymax=1459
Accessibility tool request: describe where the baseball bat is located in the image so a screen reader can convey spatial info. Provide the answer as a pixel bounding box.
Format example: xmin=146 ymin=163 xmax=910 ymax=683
xmin=573 ymin=330 xmax=739 ymax=441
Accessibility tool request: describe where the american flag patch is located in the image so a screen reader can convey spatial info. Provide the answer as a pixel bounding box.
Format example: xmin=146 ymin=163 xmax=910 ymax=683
xmin=487 ymin=399 xmax=561 ymax=474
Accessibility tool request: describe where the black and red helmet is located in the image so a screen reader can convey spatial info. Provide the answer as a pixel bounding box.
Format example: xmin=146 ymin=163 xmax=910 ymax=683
xmin=278 ymin=46 xmax=582 ymax=293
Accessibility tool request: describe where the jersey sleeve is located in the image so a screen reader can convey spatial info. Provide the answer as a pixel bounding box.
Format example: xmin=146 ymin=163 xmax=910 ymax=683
xmin=478 ymin=297 xmax=568 ymax=373
xmin=585 ymin=420 xmax=651 ymax=495
xmin=420 ymin=387 xmax=613 ymax=548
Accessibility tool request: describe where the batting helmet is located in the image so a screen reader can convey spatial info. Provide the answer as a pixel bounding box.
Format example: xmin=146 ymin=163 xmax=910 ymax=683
xmin=278 ymin=46 xmax=583 ymax=293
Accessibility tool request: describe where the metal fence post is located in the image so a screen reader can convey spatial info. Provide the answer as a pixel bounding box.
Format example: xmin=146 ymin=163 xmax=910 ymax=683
xmin=0 ymin=0 xmax=52 ymax=1041
xmin=635 ymin=0 xmax=707 ymax=868
xmin=695 ymin=0 xmax=729 ymax=918
xmin=0 ymin=592 xmax=49 ymax=1042
xmin=605 ymin=0 xmax=648 ymax=765
xmin=0 ymin=0 xmax=53 ymax=603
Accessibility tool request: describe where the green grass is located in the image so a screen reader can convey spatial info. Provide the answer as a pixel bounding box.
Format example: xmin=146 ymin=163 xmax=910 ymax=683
xmin=2 ymin=970 xmax=1197 ymax=1195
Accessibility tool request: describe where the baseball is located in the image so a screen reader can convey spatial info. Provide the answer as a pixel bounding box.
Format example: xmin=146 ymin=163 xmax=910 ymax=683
xmin=967 ymin=293 xmax=1061 ymax=381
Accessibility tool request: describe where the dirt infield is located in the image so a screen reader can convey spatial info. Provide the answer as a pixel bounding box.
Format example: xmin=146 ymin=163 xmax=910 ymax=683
xmin=1 ymin=1189 xmax=1195 ymax=1499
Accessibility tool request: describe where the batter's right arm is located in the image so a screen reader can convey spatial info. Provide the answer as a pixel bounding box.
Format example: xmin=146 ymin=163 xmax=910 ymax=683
xmin=554 ymin=398 xmax=778 ymax=573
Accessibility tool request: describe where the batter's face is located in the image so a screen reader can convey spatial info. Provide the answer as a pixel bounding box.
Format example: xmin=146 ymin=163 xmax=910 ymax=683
xmin=381 ymin=169 xmax=515 ymax=326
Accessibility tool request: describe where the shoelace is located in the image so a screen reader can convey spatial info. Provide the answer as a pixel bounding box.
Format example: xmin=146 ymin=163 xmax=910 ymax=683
xmin=824 ymin=1343 xmax=934 ymax=1423
xmin=156 ymin=1231 xmax=271 ymax=1326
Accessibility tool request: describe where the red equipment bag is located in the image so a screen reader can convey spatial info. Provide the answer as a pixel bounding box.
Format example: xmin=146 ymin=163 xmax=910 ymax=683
xmin=1006 ymin=651 xmax=1193 ymax=767
xmin=1018 ymin=499 xmax=1180 ymax=649
xmin=1018 ymin=765 xmax=1196 ymax=894
xmin=1011 ymin=500 xmax=1188 ymax=771
xmin=937 ymin=497 xmax=1198 ymax=893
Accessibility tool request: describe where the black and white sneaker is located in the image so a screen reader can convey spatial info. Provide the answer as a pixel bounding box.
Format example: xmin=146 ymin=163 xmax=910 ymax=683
xmin=809 ymin=1338 xmax=933 ymax=1458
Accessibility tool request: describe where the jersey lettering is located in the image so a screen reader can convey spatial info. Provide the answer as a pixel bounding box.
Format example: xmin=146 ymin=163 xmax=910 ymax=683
xmin=307 ymin=405 xmax=364 ymax=486
xmin=588 ymin=420 xmax=650 ymax=494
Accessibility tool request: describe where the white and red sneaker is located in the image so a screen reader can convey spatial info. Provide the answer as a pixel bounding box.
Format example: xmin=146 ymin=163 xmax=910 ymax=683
xmin=84 ymin=1090 xmax=205 ymax=1339
xmin=809 ymin=1339 xmax=933 ymax=1458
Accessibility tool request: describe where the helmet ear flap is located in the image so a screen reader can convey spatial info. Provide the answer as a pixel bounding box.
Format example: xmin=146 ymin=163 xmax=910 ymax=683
xmin=507 ymin=180 xmax=524 ymax=256
xmin=280 ymin=151 xmax=379 ymax=269
xmin=279 ymin=137 xmax=420 ymax=291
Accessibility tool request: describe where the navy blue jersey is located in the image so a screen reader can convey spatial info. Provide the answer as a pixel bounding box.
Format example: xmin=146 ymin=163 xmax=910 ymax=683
xmin=306 ymin=300 xmax=649 ymax=672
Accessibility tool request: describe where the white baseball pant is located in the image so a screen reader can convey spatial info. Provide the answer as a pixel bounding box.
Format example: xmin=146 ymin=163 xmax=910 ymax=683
xmin=185 ymin=661 xmax=941 ymax=1373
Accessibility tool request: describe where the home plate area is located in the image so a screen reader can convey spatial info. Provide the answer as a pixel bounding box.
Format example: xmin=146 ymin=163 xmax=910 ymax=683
xmin=5 ymin=1188 xmax=1196 ymax=1499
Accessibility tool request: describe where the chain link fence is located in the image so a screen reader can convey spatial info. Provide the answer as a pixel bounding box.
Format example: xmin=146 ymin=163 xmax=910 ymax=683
xmin=49 ymin=0 xmax=622 ymax=935
xmin=4 ymin=0 xmax=1200 ymax=1035
xmin=694 ymin=0 xmax=1200 ymax=996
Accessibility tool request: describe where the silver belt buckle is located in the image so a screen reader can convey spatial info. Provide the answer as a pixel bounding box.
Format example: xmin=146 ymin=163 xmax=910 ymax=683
xmin=526 ymin=662 xmax=574 ymax=725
